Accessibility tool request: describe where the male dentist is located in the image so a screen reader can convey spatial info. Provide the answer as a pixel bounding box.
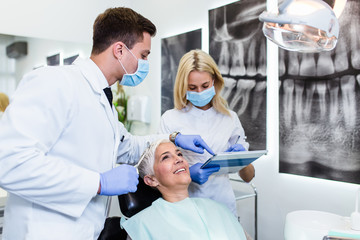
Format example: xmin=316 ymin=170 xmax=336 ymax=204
xmin=0 ymin=7 xmax=213 ymax=240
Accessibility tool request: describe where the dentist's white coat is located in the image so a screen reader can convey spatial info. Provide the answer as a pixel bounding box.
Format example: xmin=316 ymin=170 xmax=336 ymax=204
xmin=0 ymin=58 xmax=161 ymax=240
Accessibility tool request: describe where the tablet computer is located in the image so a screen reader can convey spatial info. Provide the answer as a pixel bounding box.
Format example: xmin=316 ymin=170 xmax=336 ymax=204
xmin=200 ymin=150 xmax=267 ymax=175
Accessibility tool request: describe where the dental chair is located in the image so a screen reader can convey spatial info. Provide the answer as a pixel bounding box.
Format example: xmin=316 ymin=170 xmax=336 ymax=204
xmin=97 ymin=177 xmax=161 ymax=240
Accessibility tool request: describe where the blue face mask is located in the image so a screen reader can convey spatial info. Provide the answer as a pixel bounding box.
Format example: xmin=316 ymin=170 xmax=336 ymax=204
xmin=186 ymin=86 xmax=216 ymax=107
xmin=118 ymin=45 xmax=149 ymax=87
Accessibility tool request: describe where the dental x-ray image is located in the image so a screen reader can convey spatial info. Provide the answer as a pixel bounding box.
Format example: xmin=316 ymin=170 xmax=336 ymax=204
xmin=63 ymin=54 xmax=79 ymax=65
xmin=209 ymin=0 xmax=267 ymax=151
xmin=279 ymin=0 xmax=360 ymax=184
xmin=46 ymin=53 xmax=60 ymax=66
xmin=161 ymin=29 xmax=201 ymax=114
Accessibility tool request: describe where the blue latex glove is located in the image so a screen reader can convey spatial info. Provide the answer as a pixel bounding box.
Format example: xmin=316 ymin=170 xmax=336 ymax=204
xmin=225 ymin=143 xmax=246 ymax=152
xmin=189 ymin=162 xmax=220 ymax=185
xmin=175 ymin=133 xmax=215 ymax=155
xmin=99 ymin=165 xmax=139 ymax=196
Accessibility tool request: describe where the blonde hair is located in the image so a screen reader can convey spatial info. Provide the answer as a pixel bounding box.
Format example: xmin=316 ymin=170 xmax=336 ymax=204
xmin=136 ymin=139 xmax=172 ymax=179
xmin=0 ymin=92 xmax=9 ymax=112
xmin=173 ymin=49 xmax=230 ymax=116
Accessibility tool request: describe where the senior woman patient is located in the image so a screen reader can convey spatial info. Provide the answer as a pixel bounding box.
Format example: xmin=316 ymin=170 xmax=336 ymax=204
xmin=121 ymin=139 xmax=247 ymax=240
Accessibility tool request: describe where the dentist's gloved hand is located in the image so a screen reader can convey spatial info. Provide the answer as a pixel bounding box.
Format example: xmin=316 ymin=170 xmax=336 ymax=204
xmin=175 ymin=133 xmax=215 ymax=155
xmin=189 ymin=162 xmax=220 ymax=185
xmin=225 ymin=143 xmax=246 ymax=152
xmin=99 ymin=165 xmax=139 ymax=196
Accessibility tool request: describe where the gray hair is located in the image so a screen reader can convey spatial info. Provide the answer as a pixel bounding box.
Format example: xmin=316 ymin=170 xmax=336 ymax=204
xmin=136 ymin=139 xmax=172 ymax=179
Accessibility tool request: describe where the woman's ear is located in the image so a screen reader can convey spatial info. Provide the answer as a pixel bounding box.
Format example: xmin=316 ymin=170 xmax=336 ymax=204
xmin=144 ymin=175 xmax=159 ymax=188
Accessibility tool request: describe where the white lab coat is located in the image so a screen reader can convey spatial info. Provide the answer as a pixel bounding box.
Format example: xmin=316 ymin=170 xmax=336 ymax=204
xmin=159 ymin=105 xmax=249 ymax=216
xmin=0 ymin=58 xmax=162 ymax=240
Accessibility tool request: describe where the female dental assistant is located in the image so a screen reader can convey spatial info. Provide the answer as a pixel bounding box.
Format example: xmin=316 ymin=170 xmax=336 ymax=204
xmin=159 ymin=49 xmax=255 ymax=216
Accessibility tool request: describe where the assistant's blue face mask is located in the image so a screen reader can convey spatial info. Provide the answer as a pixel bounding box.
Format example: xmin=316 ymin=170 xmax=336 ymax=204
xmin=186 ymin=86 xmax=216 ymax=107
xmin=118 ymin=45 xmax=149 ymax=87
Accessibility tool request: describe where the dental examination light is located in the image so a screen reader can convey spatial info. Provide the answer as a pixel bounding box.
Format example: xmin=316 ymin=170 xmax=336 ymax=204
xmin=258 ymin=0 xmax=341 ymax=52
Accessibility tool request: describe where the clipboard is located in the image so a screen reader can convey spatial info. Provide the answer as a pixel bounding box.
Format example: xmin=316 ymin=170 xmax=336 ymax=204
xmin=200 ymin=150 xmax=267 ymax=175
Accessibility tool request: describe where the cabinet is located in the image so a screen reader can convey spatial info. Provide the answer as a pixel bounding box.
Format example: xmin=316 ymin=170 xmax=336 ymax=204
xmin=229 ymin=174 xmax=257 ymax=240
xmin=0 ymin=205 xmax=4 ymax=239
xmin=0 ymin=188 xmax=7 ymax=240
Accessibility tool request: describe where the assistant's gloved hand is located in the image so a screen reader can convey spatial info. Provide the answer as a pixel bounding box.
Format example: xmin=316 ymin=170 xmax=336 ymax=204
xmin=99 ymin=165 xmax=139 ymax=196
xmin=189 ymin=162 xmax=220 ymax=185
xmin=225 ymin=143 xmax=246 ymax=152
xmin=175 ymin=133 xmax=215 ymax=155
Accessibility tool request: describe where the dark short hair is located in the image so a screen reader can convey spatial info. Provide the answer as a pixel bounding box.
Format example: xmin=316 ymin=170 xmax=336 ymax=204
xmin=91 ymin=7 xmax=156 ymax=55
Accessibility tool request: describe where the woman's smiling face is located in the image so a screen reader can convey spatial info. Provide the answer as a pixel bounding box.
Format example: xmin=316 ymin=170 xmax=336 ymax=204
xmin=153 ymin=142 xmax=191 ymax=188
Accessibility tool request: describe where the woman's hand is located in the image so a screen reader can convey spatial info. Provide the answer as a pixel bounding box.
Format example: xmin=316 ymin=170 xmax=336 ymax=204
xmin=175 ymin=133 xmax=215 ymax=155
xmin=226 ymin=144 xmax=254 ymax=182
xmin=225 ymin=143 xmax=246 ymax=152
xmin=189 ymin=162 xmax=220 ymax=185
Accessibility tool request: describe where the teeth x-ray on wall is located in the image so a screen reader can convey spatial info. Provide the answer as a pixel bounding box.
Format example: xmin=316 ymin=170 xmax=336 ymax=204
xmin=279 ymin=0 xmax=360 ymax=184
xmin=161 ymin=29 xmax=201 ymax=114
xmin=209 ymin=0 xmax=267 ymax=151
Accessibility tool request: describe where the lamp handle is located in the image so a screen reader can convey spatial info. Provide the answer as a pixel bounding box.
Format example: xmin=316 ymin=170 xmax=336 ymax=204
xmin=356 ymin=187 xmax=360 ymax=213
xmin=278 ymin=0 xmax=294 ymax=13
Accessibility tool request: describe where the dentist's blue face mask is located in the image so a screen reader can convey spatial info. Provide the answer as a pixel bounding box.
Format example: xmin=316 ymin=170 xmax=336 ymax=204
xmin=186 ymin=86 xmax=216 ymax=107
xmin=118 ymin=45 xmax=149 ymax=87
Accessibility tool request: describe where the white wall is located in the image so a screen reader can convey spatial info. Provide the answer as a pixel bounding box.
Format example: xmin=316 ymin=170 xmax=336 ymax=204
xmin=0 ymin=0 xmax=132 ymax=43
xmin=0 ymin=35 xmax=16 ymax=96
xmin=0 ymin=0 xmax=132 ymax=96
xmin=12 ymin=36 xmax=92 ymax=85
xmin=0 ymin=0 xmax=359 ymax=239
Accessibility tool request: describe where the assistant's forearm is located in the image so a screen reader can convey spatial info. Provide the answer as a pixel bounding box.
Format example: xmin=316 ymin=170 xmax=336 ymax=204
xmin=239 ymin=164 xmax=255 ymax=182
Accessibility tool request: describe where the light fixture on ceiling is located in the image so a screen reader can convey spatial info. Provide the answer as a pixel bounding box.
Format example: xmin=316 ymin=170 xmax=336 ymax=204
xmin=258 ymin=0 xmax=343 ymax=52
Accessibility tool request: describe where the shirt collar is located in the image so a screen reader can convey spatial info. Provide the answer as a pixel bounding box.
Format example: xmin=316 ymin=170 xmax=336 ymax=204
xmin=88 ymin=58 xmax=109 ymax=89
xmin=74 ymin=57 xmax=109 ymax=91
xmin=186 ymin=103 xmax=216 ymax=116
